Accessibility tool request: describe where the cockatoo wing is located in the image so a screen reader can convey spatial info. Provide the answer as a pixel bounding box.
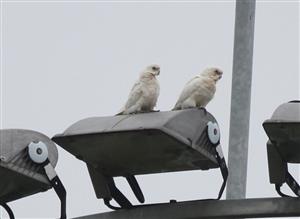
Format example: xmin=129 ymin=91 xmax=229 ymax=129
xmin=116 ymin=81 xmax=144 ymax=115
xmin=173 ymin=76 xmax=202 ymax=109
xmin=125 ymin=81 xmax=144 ymax=109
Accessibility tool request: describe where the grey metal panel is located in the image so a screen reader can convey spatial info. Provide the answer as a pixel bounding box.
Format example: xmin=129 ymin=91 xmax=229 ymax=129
xmin=60 ymin=111 xmax=180 ymax=136
xmin=52 ymin=109 xmax=219 ymax=177
xmin=72 ymin=198 xmax=300 ymax=219
xmin=0 ymin=129 xmax=58 ymax=202
xmin=57 ymin=109 xmax=213 ymax=143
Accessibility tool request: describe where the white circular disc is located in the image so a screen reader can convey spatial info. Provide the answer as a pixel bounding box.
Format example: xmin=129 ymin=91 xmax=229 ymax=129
xmin=207 ymin=121 xmax=220 ymax=145
xmin=28 ymin=141 xmax=49 ymax=164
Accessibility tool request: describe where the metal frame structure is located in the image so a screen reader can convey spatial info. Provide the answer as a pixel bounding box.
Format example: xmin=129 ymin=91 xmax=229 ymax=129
xmin=71 ymin=1 xmax=300 ymax=218
xmin=2 ymin=1 xmax=299 ymax=219
xmin=73 ymin=198 xmax=300 ymax=219
xmin=52 ymin=109 xmax=228 ymax=210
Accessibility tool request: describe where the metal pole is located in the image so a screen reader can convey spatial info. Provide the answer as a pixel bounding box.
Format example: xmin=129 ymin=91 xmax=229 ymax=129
xmin=226 ymin=0 xmax=256 ymax=199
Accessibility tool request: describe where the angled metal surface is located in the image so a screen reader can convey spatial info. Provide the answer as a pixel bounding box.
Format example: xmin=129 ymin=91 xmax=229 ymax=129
xmin=0 ymin=129 xmax=58 ymax=203
xmin=0 ymin=129 xmax=58 ymax=165
xmin=263 ymin=101 xmax=300 ymax=163
xmin=73 ymin=197 xmax=300 ymax=219
xmin=52 ymin=109 xmax=220 ymax=177
xmin=0 ymin=166 xmax=50 ymax=203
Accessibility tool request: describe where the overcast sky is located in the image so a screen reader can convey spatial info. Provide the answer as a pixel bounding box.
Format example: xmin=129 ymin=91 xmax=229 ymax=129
xmin=1 ymin=0 xmax=299 ymax=218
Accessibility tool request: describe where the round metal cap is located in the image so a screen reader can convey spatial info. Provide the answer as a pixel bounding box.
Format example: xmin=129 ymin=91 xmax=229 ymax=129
xmin=28 ymin=141 xmax=49 ymax=164
xmin=207 ymin=121 xmax=220 ymax=145
xmin=271 ymin=101 xmax=300 ymax=122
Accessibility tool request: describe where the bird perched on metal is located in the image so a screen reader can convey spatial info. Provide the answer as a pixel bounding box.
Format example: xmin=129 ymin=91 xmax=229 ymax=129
xmin=173 ymin=67 xmax=223 ymax=110
xmin=117 ymin=64 xmax=160 ymax=115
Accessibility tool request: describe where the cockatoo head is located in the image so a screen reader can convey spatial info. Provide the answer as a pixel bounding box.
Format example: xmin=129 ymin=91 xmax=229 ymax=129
xmin=142 ymin=64 xmax=161 ymax=77
xmin=201 ymin=67 xmax=223 ymax=82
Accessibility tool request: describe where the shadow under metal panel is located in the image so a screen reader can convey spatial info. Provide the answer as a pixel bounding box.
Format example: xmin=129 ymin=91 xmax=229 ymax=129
xmin=0 ymin=166 xmax=49 ymax=203
xmin=263 ymin=122 xmax=300 ymax=163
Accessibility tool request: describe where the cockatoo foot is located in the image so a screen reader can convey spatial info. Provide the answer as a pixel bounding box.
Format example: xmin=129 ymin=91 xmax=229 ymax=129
xmin=197 ymin=106 xmax=207 ymax=114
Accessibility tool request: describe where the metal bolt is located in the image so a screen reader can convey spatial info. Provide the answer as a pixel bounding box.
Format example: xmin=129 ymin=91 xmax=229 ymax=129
xmin=36 ymin=148 xmax=43 ymax=155
xmin=214 ymin=128 xmax=218 ymax=135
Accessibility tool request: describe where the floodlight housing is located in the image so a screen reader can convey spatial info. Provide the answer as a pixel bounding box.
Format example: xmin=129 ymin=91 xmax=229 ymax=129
xmin=0 ymin=129 xmax=66 ymax=219
xmin=263 ymin=100 xmax=300 ymax=197
xmin=53 ymin=109 xmax=228 ymax=209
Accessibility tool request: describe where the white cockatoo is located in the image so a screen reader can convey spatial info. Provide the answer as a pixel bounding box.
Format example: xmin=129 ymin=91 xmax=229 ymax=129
xmin=173 ymin=67 xmax=223 ymax=110
xmin=117 ymin=64 xmax=160 ymax=115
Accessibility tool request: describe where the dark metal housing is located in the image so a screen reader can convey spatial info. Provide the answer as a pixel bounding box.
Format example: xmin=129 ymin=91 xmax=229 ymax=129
xmin=0 ymin=129 xmax=66 ymax=219
xmin=0 ymin=129 xmax=58 ymax=203
xmin=263 ymin=101 xmax=300 ymax=197
xmin=53 ymin=109 xmax=226 ymax=208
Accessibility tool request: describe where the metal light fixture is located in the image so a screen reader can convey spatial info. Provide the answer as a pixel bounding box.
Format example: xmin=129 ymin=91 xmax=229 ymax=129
xmin=53 ymin=108 xmax=228 ymax=209
xmin=263 ymin=100 xmax=300 ymax=197
xmin=0 ymin=129 xmax=66 ymax=219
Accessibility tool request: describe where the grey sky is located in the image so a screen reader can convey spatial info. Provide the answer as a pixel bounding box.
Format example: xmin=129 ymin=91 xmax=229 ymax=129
xmin=1 ymin=0 xmax=299 ymax=218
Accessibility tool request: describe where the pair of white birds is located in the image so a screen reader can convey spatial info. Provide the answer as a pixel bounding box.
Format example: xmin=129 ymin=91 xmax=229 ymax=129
xmin=118 ymin=64 xmax=223 ymax=115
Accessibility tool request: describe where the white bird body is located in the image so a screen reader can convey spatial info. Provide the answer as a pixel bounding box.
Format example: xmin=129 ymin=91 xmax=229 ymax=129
xmin=173 ymin=68 xmax=222 ymax=110
xmin=118 ymin=65 xmax=160 ymax=115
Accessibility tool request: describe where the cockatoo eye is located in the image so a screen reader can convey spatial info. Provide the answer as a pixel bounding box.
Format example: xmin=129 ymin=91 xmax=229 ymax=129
xmin=152 ymin=66 xmax=157 ymax=71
